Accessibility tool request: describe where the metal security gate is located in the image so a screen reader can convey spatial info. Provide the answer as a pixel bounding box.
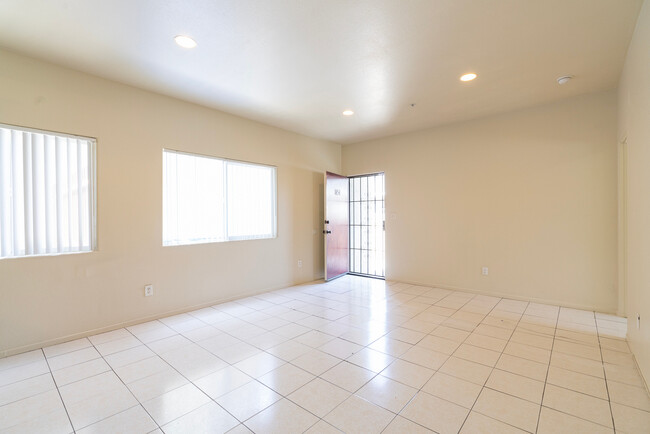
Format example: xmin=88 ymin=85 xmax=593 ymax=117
xmin=349 ymin=172 xmax=385 ymax=278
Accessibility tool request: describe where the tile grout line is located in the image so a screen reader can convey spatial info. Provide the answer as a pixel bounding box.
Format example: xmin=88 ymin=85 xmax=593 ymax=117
xmin=417 ymin=293 xmax=558 ymax=430
xmin=312 ymin=283 xmax=425 ymax=433
xmin=160 ymin=316 xmax=319 ymax=431
xmin=207 ymin=290 xmax=362 ymax=432
xmin=155 ymin=293 xmax=350 ymax=431
xmin=282 ymin=282 xmax=429 ymax=431
xmin=4 ymin=278 xmax=641 ymax=433
xmin=532 ymin=304 xmax=560 ymax=433
xmin=374 ymin=287 xmax=539 ymax=432
xmin=376 ymin=288 xmax=476 ymax=432
xmin=533 ymin=317 xmax=624 ymax=431
xmin=129 ymin=318 xmax=288 ymax=431
xmin=96 ymin=291 xmax=539 ymax=432
xmin=372 ymin=283 xmax=414 ymax=433
xmin=237 ymin=285 xmax=399 ymax=433
xmin=457 ymin=297 xmax=531 ymax=433
xmin=0 ymin=368 xmax=44 ymax=393
xmin=330 ymin=284 xmax=470 ymax=430
xmin=192 ymin=300 xmax=330 ymax=432
xmin=595 ymin=315 xmax=618 ymax=432
xmin=164 ymin=296 xmax=365 ymax=432
xmin=82 ymin=333 xmax=163 ymax=432
xmin=380 ymin=289 xmax=481 ymax=408
xmin=45 ymin=318 xmax=229 ymax=431
xmin=40 ymin=348 xmax=77 ymax=434
xmin=419 ymin=293 xmax=501 ymax=433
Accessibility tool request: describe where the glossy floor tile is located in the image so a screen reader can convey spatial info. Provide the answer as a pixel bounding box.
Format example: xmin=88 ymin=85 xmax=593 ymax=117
xmin=0 ymin=275 xmax=648 ymax=433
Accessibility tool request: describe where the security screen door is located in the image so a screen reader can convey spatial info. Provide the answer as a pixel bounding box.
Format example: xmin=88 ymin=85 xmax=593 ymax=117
xmin=349 ymin=173 xmax=385 ymax=278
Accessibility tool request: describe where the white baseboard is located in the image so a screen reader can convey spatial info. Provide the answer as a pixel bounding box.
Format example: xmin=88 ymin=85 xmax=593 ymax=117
xmin=392 ymin=277 xmax=620 ymax=316
xmin=0 ymin=276 xmax=321 ymax=359
xmin=0 ymin=274 xmax=623 ymax=359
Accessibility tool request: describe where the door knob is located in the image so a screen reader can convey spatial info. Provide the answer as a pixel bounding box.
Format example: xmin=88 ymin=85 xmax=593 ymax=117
xmin=323 ymin=230 xmax=332 ymax=234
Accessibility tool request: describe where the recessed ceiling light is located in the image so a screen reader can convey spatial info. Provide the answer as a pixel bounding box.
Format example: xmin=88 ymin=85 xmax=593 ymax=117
xmin=557 ymin=75 xmax=573 ymax=85
xmin=174 ymin=35 xmax=197 ymax=49
xmin=460 ymin=73 xmax=477 ymax=82
xmin=342 ymin=110 xmax=354 ymax=116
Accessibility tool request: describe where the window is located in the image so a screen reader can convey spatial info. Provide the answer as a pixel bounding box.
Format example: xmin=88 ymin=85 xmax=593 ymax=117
xmin=0 ymin=124 xmax=96 ymax=259
xmin=163 ymin=149 xmax=276 ymax=246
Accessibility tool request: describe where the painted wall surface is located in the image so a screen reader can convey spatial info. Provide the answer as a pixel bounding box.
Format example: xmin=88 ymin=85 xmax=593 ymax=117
xmin=0 ymin=49 xmax=340 ymax=356
xmin=618 ymin=0 xmax=650 ymax=385
xmin=343 ymin=91 xmax=618 ymax=312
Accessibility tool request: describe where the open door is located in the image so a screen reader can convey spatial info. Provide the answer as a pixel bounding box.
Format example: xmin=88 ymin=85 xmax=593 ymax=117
xmin=324 ymin=171 xmax=349 ymax=281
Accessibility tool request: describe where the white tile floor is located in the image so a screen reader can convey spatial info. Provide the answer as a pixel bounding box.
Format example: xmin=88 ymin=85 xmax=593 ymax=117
xmin=1 ymin=275 xmax=649 ymax=433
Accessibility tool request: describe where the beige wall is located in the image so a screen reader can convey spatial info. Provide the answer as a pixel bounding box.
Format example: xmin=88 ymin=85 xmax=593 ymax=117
xmin=0 ymin=41 xmax=633 ymax=367
xmin=0 ymin=49 xmax=340 ymax=357
xmin=618 ymin=0 xmax=650 ymax=385
xmin=344 ymin=91 xmax=618 ymax=312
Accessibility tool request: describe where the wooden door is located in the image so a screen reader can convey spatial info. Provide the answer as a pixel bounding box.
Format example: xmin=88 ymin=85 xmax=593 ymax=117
xmin=324 ymin=171 xmax=349 ymax=280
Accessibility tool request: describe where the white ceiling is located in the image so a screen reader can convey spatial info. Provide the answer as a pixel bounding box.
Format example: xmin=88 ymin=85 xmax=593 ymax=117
xmin=0 ymin=0 xmax=643 ymax=144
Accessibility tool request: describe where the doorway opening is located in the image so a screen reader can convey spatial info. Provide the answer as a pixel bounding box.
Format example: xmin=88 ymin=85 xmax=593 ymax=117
xmin=349 ymin=172 xmax=385 ymax=278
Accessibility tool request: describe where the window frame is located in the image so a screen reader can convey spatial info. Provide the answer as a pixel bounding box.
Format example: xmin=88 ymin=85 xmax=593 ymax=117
xmin=162 ymin=148 xmax=277 ymax=247
xmin=0 ymin=122 xmax=97 ymax=260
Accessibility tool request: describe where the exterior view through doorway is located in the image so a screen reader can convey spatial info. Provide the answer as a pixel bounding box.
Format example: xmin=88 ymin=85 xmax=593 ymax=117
xmin=324 ymin=171 xmax=385 ymax=280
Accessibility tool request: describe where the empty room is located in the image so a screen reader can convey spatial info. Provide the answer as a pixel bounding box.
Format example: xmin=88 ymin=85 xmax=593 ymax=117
xmin=1 ymin=0 xmax=649 ymax=433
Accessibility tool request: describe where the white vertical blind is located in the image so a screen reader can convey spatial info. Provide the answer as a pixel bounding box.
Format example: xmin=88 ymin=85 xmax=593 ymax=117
xmin=0 ymin=124 xmax=95 ymax=258
xmin=163 ymin=149 xmax=276 ymax=246
xmin=227 ymin=161 xmax=276 ymax=240
xmin=163 ymin=150 xmax=225 ymax=245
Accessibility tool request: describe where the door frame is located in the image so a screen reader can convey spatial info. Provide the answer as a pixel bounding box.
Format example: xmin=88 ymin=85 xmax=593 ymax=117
xmin=618 ymin=136 xmax=628 ymax=317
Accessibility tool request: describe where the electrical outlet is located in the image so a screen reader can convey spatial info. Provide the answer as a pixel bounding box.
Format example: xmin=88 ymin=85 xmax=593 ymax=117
xmin=482 ymin=267 xmax=489 ymax=276
xmin=297 ymin=260 xmax=303 ymax=268
xmin=637 ymin=314 xmax=641 ymax=330
xmin=144 ymin=284 xmax=154 ymax=297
